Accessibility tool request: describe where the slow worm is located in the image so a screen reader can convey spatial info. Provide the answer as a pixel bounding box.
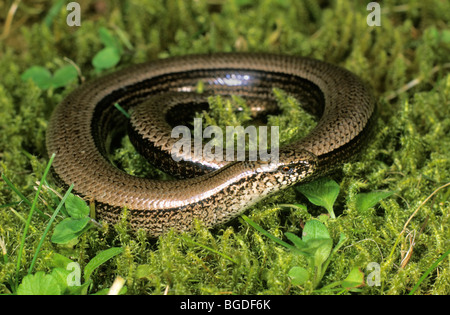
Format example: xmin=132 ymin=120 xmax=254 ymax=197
xmin=46 ymin=53 xmax=376 ymax=236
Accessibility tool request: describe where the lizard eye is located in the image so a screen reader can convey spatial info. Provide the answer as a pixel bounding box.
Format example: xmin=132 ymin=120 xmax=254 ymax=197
xmin=281 ymin=166 xmax=291 ymax=173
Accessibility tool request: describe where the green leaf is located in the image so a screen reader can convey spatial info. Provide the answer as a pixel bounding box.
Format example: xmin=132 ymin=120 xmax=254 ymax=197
xmin=302 ymin=219 xmax=331 ymax=242
xmin=285 ymin=232 xmax=306 ymax=249
xmin=297 ymin=178 xmax=340 ymax=218
xmin=48 ymin=252 xmax=75 ymax=269
xmin=49 ymin=267 xmax=72 ymax=293
xmin=22 ymin=65 xmax=78 ymax=90
xmin=51 ymin=217 xmax=91 ymax=244
xmin=92 ymin=47 xmax=121 ymax=70
xmin=99 ymin=27 xmax=122 ymax=52
xmin=65 ymin=193 xmax=89 ymax=219
xmin=52 ymin=65 xmax=78 ymax=89
xmin=50 ymin=266 xmax=88 ymax=295
xmin=301 ymin=220 xmax=333 ymax=267
xmin=17 ymin=271 xmax=61 ymax=295
xmin=84 ymin=247 xmax=123 ymax=282
xmin=341 ymin=267 xmax=365 ymax=290
xmin=306 ymin=238 xmax=333 ymax=266
xmin=355 ymin=191 xmax=394 ymax=213
xmin=21 ymin=66 xmax=52 ymax=89
xmin=288 ymin=266 xmax=309 ymax=286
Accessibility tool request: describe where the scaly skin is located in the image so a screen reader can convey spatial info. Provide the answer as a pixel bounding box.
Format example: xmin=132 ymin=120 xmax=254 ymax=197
xmin=46 ymin=53 xmax=376 ymax=237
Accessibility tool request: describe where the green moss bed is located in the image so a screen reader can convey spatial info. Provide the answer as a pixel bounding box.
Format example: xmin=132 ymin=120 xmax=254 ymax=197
xmin=0 ymin=0 xmax=449 ymax=295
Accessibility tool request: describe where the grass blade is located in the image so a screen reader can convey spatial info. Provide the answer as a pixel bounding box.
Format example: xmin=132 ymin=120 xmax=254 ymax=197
xmin=409 ymin=248 xmax=450 ymax=295
xmin=84 ymin=247 xmax=123 ymax=283
xmin=181 ymin=236 xmax=237 ymax=264
xmin=1 ymin=173 xmax=46 ymax=218
xmin=241 ymin=215 xmax=293 ymax=250
xmin=114 ymin=102 xmax=130 ymax=119
xmin=15 ymin=153 xmax=55 ymax=289
xmin=27 ymin=184 xmax=74 ymax=275
xmin=0 ymin=174 xmax=31 ymax=206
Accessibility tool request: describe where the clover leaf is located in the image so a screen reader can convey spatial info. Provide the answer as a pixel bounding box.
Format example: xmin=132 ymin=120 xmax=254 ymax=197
xmin=51 ymin=194 xmax=92 ymax=245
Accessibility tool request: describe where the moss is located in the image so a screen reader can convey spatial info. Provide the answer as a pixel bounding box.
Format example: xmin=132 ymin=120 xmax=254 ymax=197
xmin=0 ymin=0 xmax=449 ymax=295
